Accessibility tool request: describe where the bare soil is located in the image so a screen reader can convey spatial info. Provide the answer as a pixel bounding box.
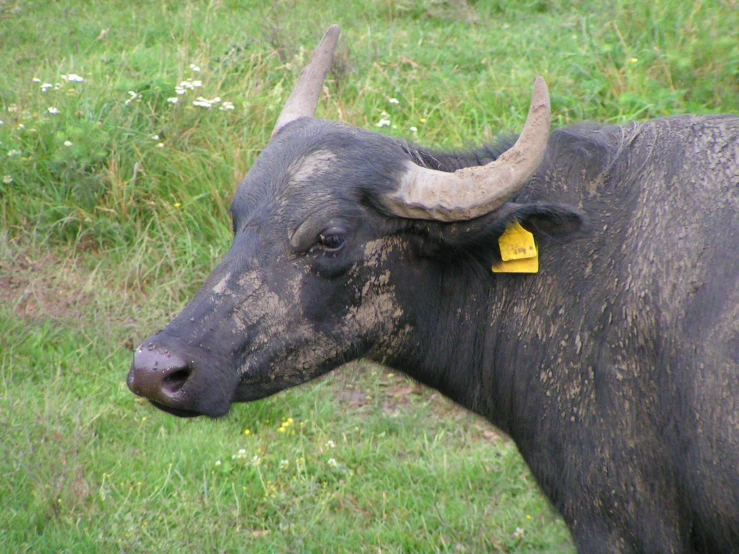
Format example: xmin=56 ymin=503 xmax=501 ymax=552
xmin=0 ymin=252 xmax=93 ymax=320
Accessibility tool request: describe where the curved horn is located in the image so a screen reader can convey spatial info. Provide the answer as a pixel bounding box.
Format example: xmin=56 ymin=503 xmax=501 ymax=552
xmin=383 ymin=77 xmax=551 ymax=221
xmin=271 ymin=25 xmax=341 ymax=137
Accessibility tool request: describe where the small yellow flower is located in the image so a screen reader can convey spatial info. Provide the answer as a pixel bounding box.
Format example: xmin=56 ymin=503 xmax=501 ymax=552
xmin=244 ymin=429 xmax=251 ymax=436
xmin=278 ymin=427 xmax=286 ymax=433
xmin=419 ymin=117 xmax=427 ymax=123
xmin=173 ymin=202 xmax=181 ymax=208
xmin=526 ymin=514 xmax=531 ymax=519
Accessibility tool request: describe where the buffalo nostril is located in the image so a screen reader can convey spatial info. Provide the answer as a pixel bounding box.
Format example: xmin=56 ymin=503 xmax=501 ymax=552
xmin=128 ymin=346 xmax=193 ymax=404
xmin=162 ymin=368 xmax=191 ymax=395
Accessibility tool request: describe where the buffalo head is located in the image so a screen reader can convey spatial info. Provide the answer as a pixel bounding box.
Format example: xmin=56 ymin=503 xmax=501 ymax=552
xmin=127 ymin=25 xmax=576 ymax=417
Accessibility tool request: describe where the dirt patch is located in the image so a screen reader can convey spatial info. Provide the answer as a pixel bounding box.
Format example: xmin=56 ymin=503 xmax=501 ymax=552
xmin=0 ymin=252 xmax=94 ymax=320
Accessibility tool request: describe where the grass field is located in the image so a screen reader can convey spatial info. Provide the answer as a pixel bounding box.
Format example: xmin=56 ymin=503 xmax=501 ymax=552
xmin=1 ymin=0 xmax=737 ymax=551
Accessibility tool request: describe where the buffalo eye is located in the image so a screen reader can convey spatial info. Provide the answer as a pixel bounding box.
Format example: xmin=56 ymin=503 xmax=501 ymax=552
xmin=317 ymin=228 xmax=347 ymax=252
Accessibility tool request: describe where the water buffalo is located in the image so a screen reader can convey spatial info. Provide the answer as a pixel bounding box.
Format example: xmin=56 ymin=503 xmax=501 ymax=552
xmin=128 ymin=26 xmax=739 ymax=553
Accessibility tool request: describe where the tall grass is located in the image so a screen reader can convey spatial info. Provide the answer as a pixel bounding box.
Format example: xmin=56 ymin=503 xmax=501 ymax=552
xmin=1 ymin=0 xmax=736 ymax=551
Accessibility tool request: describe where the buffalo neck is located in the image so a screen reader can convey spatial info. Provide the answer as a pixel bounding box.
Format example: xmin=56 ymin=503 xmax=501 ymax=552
xmin=378 ymin=254 xmax=584 ymax=439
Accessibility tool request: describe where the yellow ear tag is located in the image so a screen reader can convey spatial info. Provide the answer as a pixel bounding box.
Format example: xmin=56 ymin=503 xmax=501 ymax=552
xmin=492 ymin=221 xmax=538 ymax=273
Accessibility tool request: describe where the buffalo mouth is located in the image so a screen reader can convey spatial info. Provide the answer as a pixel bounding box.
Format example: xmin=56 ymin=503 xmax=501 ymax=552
xmin=233 ymin=384 xmax=284 ymax=403
xmin=149 ymin=400 xmax=204 ymax=418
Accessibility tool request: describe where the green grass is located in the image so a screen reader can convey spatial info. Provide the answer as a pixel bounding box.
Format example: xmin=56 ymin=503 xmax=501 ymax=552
xmin=1 ymin=0 xmax=736 ymax=551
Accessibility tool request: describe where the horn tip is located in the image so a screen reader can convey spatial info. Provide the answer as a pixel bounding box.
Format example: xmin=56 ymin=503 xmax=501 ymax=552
xmin=531 ymin=76 xmax=550 ymax=111
xmin=325 ymin=24 xmax=341 ymax=38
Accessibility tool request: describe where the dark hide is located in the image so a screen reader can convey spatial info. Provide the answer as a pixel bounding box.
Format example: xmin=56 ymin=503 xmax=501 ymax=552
xmin=129 ymin=114 xmax=739 ymax=553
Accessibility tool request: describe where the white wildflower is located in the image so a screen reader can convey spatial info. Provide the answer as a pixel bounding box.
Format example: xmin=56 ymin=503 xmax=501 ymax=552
xmin=326 ymin=440 xmax=336 ymax=449
xmin=215 ymin=460 xmax=222 ymax=466
xmin=32 ymin=78 xmax=41 ymax=83
xmin=409 ymin=126 xmax=418 ymax=133
xmin=512 ymin=527 xmax=525 ymax=540
xmin=47 ymin=107 xmax=60 ymax=115
xmin=279 ymin=459 xmax=289 ymax=469
xmin=327 ymin=458 xmax=338 ymax=467
xmin=389 ymin=97 xmax=399 ymax=104
xmin=167 ymin=97 xmax=179 ymax=104
xmin=64 ymin=140 xmax=73 ymax=147
xmin=8 ymin=105 xmax=18 ymax=113
xmin=151 ymin=134 xmax=159 ymax=140
xmin=62 ymin=73 xmax=84 ymax=83
xmin=17 ymin=124 xmax=25 ymax=130
xmin=193 ymin=96 xmax=220 ymax=109
xmin=251 ymin=455 xmax=262 ymax=466
xmin=125 ymin=91 xmax=139 ymax=105
xmin=2 ymin=175 xmax=13 ymax=184
xmin=156 ymin=143 xmax=164 ymax=148
xmin=189 ymin=64 xmax=201 ymax=72
xmin=7 ymin=150 xmax=21 ymax=157
xmin=40 ymin=83 xmax=54 ymax=92
xmin=176 ymin=79 xmax=204 ymax=97
xmin=178 ymin=79 xmax=203 ymax=91
xmin=219 ymin=101 xmax=234 ymax=111
xmin=376 ymin=111 xmax=391 ymax=128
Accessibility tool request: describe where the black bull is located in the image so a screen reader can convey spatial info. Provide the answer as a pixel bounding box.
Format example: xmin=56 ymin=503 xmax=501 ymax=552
xmin=128 ymin=27 xmax=739 ymax=553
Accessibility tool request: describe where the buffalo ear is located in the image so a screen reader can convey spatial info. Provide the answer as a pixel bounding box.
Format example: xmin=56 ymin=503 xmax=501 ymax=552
xmin=413 ymin=203 xmax=584 ymax=260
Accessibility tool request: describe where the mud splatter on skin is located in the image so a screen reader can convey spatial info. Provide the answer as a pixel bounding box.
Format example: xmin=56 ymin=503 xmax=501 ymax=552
xmin=211 ymin=273 xmax=231 ymax=295
xmin=258 ymin=238 xmax=408 ymax=381
xmin=285 ymin=149 xmax=337 ymax=188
